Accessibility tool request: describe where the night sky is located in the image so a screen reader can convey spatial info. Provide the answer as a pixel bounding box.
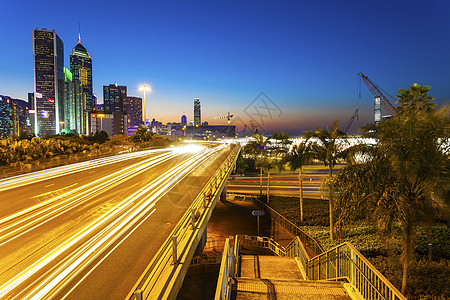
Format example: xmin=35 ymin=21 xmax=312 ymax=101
xmin=1 ymin=0 xmax=449 ymax=135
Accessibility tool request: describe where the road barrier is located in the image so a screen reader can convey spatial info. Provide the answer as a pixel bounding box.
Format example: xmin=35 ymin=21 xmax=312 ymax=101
xmin=127 ymin=143 xmax=240 ymax=300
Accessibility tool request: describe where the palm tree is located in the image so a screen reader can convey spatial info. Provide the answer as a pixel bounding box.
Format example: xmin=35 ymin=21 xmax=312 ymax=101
xmin=244 ymin=133 xmax=271 ymax=196
xmin=305 ymin=121 xmax=347 ymax=240
xmin=331 ymin=84 xmax=449 ymax=294
xmin=285 ymin=141 xmax=314 ymax=222
xmin=255 ymin=157 xmax=276 ymax=204
xmin=270 ymin=131 xmax=292 ymax=172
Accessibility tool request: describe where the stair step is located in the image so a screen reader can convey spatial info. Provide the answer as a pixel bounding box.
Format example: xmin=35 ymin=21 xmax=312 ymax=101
xmin=236 ymin=278 xmax=351 ymax=300
xmin=240 ymin=255 xmax=303 ymax=280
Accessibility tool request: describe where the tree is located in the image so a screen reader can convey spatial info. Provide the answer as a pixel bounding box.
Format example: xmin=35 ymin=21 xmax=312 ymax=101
xmin=285 ymin=141 xmax=314 ymax=222
xmin=255 ymin=157 xmax=276 ymax=204
xmin=269 ymin=131 xmax=292 ymax=172
xmin=244 ymin=133 xmax=271 ymax=196
xmin=131 ymin=125 xmax=154 ymax=143
xmin=331 ymin=84 xmax=449 ymax=294
xmin=305 ymin=120 xmax=347 ymax=240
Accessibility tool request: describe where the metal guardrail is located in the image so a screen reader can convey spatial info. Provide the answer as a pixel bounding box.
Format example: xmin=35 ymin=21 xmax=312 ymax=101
xmin=239 ymin=235 xmax=286 ymax=256
xmin=213 ymin=234 xmax=405 ymax=300
xmin=214 ymin=237 xmax=238 ymax=300
xmin=127 ymin=144 xmax=240 ymax=300
xmin=227 ymin=193 xmax=323 ymax=256
xmin=286 ymin=236 xmax=310 ymax=270
xmin=307 ymin=242 xmax=406 ymax=300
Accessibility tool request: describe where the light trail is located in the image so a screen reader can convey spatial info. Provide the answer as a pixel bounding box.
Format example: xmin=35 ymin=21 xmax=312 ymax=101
xmin=0 ymin=143 xmax=228 ymax=299
xmin=0 ymin=148 xmax=172 ymax=192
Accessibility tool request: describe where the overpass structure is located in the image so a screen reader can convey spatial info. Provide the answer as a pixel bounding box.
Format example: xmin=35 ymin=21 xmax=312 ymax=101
xmin=128 ymin=143 xmax=240 ymax=299
xmin=0 ymin=142 xmax=239 ymax=299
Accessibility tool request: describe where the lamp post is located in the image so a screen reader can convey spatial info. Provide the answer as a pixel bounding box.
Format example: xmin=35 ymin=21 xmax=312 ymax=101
xmin=59 ymin=121 xmax=65 ymax=133
xmin=139 ymin=85 xmax=151 ymax=126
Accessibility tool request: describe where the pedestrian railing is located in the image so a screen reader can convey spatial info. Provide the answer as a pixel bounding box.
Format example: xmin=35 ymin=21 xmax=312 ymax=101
xmin=190 ymin=254 xmax=223 ymax=266
xmin=286 ymin=236 xmax=310 ymax=269
xmin=227 ymin=193 xmax=323 ymax=257
xmin=238 ymin=235 xmax=286 ymax=256
xmin=127 ymin=144 xmax=240 ymax=300
xmin=214 ymin=237 xmax=238 ymax=300
xmin=306 ymin=242 xmax=406 ymax=300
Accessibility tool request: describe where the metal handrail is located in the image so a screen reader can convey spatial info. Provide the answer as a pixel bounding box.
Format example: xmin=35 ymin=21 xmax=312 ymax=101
xmin=306 ymin=242 xmax=406 ymax=300
xmin=214 ymin=238 xmax=237 ymax=300
xmin=127 ymin=144 xmax=241 ymax=300
xmin=228 ymin=193 xmax=323 ymax=256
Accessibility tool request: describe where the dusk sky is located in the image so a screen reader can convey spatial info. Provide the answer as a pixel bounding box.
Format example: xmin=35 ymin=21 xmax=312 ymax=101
xmin=1 ymin=0 xmax=449 ymax=135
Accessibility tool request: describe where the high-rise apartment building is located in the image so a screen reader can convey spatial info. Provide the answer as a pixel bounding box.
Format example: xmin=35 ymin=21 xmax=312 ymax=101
xmin=103 ymin=84 xmax=127 ymax=113
xmin=33 ymin=28 xmax=65 ymax=135
xmin=124 ymin=96 xmax=142 ymax=129
xmin=194 ymin=97 xmax=201 ymax=125
xmin=70 ymin=32 xmax=93 ymax=112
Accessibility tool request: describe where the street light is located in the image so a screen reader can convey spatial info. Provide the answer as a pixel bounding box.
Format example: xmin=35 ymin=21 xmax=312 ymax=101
xmin=139 ymin=85 xmax=151 ymax=126
xmin=59 ymin=121 xmax=65 ymax=133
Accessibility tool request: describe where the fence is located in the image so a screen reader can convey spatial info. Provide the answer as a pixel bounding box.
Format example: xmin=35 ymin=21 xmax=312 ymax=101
xmin=307 ymin=242 xmax=406 ymax=300
xmin=227 ymin=193 xmax=323 ymax=257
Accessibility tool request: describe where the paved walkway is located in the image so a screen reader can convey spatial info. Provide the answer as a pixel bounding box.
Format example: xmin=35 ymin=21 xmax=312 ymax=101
xmin=236 ymin=255 xmax=350 ymax=299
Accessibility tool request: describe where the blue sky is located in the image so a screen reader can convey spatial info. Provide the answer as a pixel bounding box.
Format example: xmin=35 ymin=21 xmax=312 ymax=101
xmin=0 ymin=0 xmax=449 ymax=135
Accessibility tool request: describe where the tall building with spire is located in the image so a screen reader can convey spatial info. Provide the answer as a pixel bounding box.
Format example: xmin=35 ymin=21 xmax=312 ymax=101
xmin=33 ymin=28 xmax=65 ymax=135
xmin=70 ymin=26 xmax=94 ymax=112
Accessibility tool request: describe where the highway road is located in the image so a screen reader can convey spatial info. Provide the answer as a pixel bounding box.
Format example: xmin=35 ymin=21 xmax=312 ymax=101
xmin=0 ymin=143 xmax=234 ymax=299
xmin=227 ymin=174 xmax=325 ymax=197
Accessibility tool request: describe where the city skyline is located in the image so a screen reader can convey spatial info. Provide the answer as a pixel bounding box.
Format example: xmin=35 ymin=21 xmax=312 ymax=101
xmin=1 ymin=0 xmax=449 ymax=135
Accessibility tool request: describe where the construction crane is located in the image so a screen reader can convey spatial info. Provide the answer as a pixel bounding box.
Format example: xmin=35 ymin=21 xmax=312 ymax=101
xmin=358 ymin=73 xmax=396 ymax=122
xmin=343 ymin=109 xmax=358 ymax=134
xmin=215 ymin=112 xmax=234 ymax=137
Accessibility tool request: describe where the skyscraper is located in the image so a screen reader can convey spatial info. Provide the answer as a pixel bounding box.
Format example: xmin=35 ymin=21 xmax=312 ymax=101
xmin=70 ymin=30 xmax=93 ymax=112
xmin=181 ymin=114 xmax=187 ymax=125
xmin=33 ymin=28 xmax=65 ymax=135
xmin=0 ymin=96 xmax=10 ymax=138
xmin=194 ymin=97 xmax=201 ymax=125
xmin=64 ymin=67 xmax=85 ymax=134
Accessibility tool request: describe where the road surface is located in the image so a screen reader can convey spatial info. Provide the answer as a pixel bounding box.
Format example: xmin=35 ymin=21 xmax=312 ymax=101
xmin=0 ymin=143 xmax=234 ymax=299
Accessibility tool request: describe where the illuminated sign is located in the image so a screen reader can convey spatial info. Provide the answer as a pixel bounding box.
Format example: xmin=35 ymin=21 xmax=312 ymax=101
xmin=48 ymin=97 xmax=55 ymax=103
xmin=36 ymin=93 xmax=42 ymax=98
xmin=29 ymin=110 xmax=36 ymax=114
xmin=41 ymin=110 xmax=49 ymax=118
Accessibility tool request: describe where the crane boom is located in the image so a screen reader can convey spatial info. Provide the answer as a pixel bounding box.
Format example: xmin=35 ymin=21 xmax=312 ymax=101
xmin=358 ymin=73 xmax=396 ymax=117
xmin=343 ymin=109 xmax=358 ymax=134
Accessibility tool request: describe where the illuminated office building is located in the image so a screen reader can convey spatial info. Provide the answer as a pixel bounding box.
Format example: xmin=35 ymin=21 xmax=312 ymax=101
xmin=64 ymin=67 xmax=85 ymax=134
xmin=70 ymin=31 xmax=94 ymax=112
xmin=33 ymin=28 xmax=65 ymax=135
xmin=194 ymin=97 xmax=201 ymax=125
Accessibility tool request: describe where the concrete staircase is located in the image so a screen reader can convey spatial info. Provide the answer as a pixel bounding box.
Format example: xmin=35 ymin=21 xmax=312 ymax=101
xmin=235 ymin=255 xmax=351 ymax=300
